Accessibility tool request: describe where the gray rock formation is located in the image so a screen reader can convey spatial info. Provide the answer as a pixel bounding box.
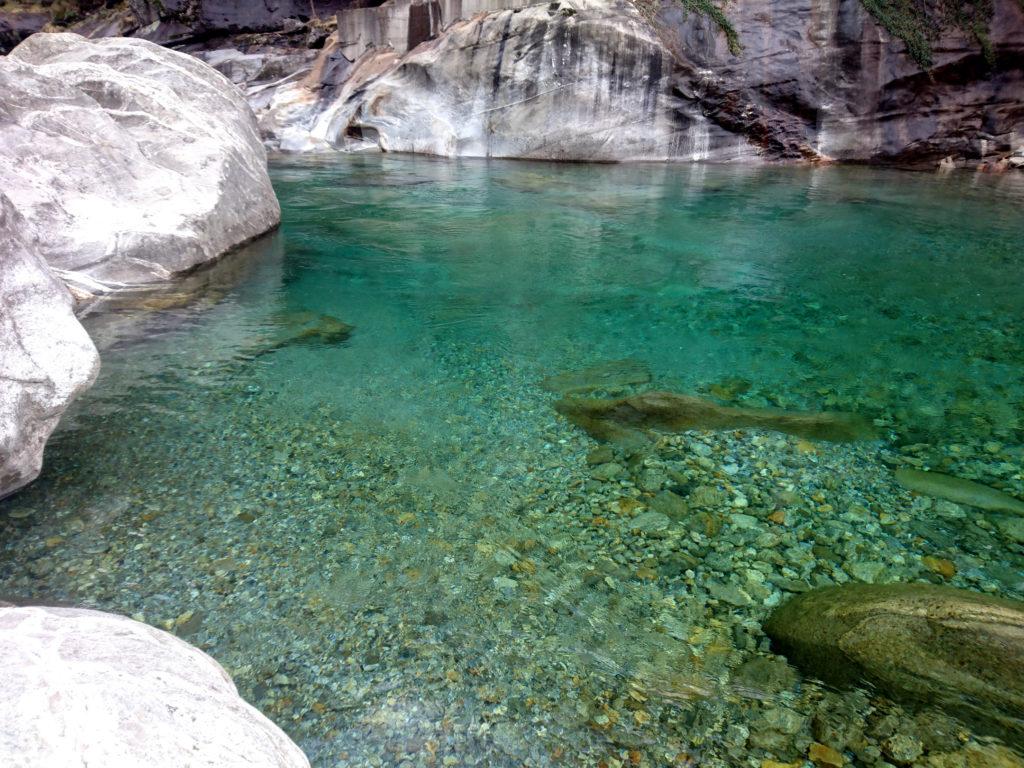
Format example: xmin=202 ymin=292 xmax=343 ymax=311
xmin=7 ymin=1 xmax=1024 ymax=163
xmin=0 ymin=194 xmax=100 ymax=500
xmin=764 ymin=583 xmax=1024 ymax=747
xmin=1 ymin=32 xmax=282 ymax=497
xmin=241 ymin=0 xmax=1024 ymax=163
xmin=656 ymin=0 xmax=1024 ymax=163
xmin=0 ymin=33 xmax=280 ymax=293
xmin=0 ymin=7 xmax=49 ymax=53
xmin=0 ymin=605 xmax=310 ymax=767
xmin=257 ymin=0 xmax=760 ymax=158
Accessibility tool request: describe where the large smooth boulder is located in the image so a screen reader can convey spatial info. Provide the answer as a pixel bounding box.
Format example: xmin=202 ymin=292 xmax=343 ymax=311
xmin=260 ymin=0 xmax=757 ymax=159
xmin=764 ymin=583 xmax=1024 ymax=746
xmin=0 ymin=606 xmax=309 ymax=767
xmin=0 ymin=33 xmax=280 ymax=292
xmin=0 ymin=194 xmax=99 ymax=500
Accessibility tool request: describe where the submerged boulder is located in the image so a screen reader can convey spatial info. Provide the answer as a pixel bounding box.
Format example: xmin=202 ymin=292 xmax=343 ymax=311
xmin=895 ymin=468 xmax=1024 ymax=515
xmin=541 ymin=359 xmax=652 ymax=395
xmin=0 ymin=606 xmax=309 ymax=767
xmin=0 ymin=33 xmax=280 ymax=294
xmin=0 ymin=194 xmax=100 ymax=499
xmin=555 ymin=390 xmax=876 ymax=444
xmin=764 ymin=583 xmax=1024 ymax=746
xmin=248 ymin=312 xmax=355 ymax=358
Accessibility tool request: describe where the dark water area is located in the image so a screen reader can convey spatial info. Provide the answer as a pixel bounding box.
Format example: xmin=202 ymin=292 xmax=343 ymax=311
xmin=2 ymin=155 xmax=1023 ymax=767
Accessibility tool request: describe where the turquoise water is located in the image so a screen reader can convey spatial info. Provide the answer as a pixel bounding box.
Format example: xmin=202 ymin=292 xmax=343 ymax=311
xmin=2 ymin=156 xmax=1024 ymax=767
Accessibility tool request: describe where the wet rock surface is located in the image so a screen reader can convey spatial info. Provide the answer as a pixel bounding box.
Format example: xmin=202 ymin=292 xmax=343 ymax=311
xmin=555 ymin=390 xmax=877 ymax=444
xmin=895 ymin=468 xmax=1024 ymax=515
xmin=765 ymin=583 xmax=1024 ymax=746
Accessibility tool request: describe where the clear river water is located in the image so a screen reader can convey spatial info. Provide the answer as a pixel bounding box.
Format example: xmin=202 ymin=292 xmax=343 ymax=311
xmin=2 ymin=155 xmax=1023 ymax=767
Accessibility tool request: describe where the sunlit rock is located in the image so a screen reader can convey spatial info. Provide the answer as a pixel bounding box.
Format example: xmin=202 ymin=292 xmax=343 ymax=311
xmin=0 ymin=33 xmax=280 ymax=294
xmin=0 ymin=606 xmax=310 ymax=767
xmin=235 ymin=0 xmax=1023 ymax=164
xmin=256 ymin=0 xmax=756 ymax=160
xmin=0 ymin=194 xmax=99 ymax=499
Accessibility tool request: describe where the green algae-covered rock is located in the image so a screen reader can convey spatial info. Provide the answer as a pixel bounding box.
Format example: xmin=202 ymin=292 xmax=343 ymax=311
xmin=895 ymin=468 xmax=1024 ymax=515
xmin=555 ymin=390 xmax=876 ymax=444
xmin=764 ymin=583 xmax=1024 ymax=746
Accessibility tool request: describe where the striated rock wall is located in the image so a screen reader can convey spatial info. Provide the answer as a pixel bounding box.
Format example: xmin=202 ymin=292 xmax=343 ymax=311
xmin=242 ymin=0 xmax=1024 ymax=163
xmin=255 ymin=0 xmax=759 ymax=159
xmin=655 ymin=0 xmax=1024 ymax=163
xmin=334 ymin=0 xmax=755 ymax=160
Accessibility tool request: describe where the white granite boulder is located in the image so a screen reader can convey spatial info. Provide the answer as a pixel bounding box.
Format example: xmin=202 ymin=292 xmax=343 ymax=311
xmin=0 ymin=194 xmax=100 ymax=499
xmin=0 ymin=33 xmax=280 ymax=292
xmin=0 ymin=606 xmax=310 ymax=767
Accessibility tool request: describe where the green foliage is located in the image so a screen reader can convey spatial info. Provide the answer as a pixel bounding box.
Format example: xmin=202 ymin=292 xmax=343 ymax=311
xmin=679 ymin=0 xmax=742 ymax=54
xmin=860 ymin=0 xmax=996 ymax=69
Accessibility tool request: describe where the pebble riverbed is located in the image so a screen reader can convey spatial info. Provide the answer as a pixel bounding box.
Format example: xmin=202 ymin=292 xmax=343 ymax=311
xmin=1 ymin=156 xmax=1022 ymax=768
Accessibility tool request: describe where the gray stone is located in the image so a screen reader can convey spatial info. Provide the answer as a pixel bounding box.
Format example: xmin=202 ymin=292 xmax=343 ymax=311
xmin=629 ymin=511 xmax=671 ymax=533
xmin=0 ymin=194 xmax=100 ymax=499
xmin=996 ymin=516 xmax=1024 ymax=544
xmin=882 ymin=733 xmax=924 ymax=765
xmin=0 ymin=606 xmax=309 ymax=767
xmin=650 ymin=490 xmax=689 ymax=519
xmin=729 ymin=513 xmax=761 ymax=531
xmin=638 ymin=469 xmax=669 ymax=493
xmin=845 ymin=560 xmax=887 ymax=583
xmin=0 ymin=33 xmax=280 ymax=293
xmin=590 ymin=462 xmax=624 ymax=481
xmin=707 ymin=580 xmax=754 ymax=607
xmin=731 ymin=656 xmax=798 ymax=696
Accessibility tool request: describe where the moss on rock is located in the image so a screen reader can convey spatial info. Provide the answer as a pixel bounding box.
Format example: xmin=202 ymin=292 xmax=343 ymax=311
xmin=861 ymin=0 xmax=996 ymax=69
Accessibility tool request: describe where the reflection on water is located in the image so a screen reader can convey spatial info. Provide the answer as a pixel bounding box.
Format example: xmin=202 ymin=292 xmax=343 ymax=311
xmin=2 ymin=155 xmax=1023 ymax=767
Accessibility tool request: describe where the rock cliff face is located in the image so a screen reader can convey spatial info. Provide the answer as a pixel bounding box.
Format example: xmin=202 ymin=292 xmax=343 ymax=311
xmin=0 ymin=33 xmax=280 ymax=291
xmin=0 ymin=606 xmax=310 ymax=766
xmin=656 ymin=0 xmax=1024 ymax=162
xmin=8 ymin=0 xmax=1023 ymax=164
xmin=264 ymin=0 xmax=754 ymax=159
xmin=238 ymin=0 xmax=1024 ymax=163
xmin=0 ymin=194 xmax=100 ymax=500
